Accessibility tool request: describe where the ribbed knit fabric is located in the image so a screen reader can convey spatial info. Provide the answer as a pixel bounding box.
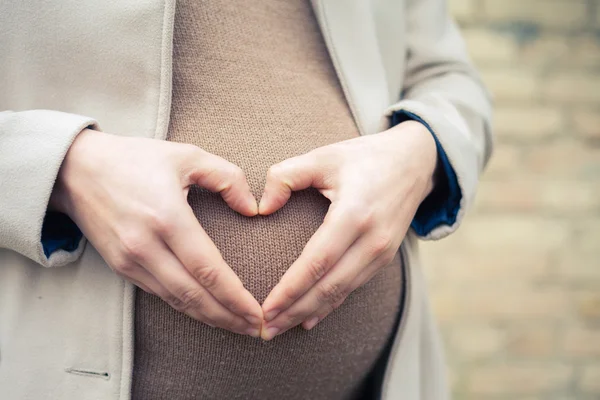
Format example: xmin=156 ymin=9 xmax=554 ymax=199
xmin=131 ymin=1 xmax=404 ymax=399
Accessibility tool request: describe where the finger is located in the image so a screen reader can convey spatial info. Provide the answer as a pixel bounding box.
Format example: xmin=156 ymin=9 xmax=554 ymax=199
xmin=182 ymin=147 xmax=258 ymax=216
xmin=301 ymin=296 xmax=346 ymax=331
xmin=259 ymin=152 xmax=330 ymax=215
xmin=302 ymin=252 xmax=394 ymax=331
xmin=261 ymin=205 xmax=362 ymax=322
xmin=128 ymin=277 xmax=155 ymax=295
xmin=261 ymin=234 xmax=380 ymax=340
xmin=127 ymin=264 xmax=169 ymax=296
xmin=161 ymin=207 xmax=263 ymax=327
xmin=140 ymin=242 xmax=260 ymax=337
xmin=112 ymin=261 xmax=162 ymax=295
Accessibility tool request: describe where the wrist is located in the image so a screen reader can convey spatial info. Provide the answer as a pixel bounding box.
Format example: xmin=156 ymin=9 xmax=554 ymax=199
xmin=388 ymin=120 xmax=439 ymax=201
xmin=49 ymin=128 xmax=96 ymax=216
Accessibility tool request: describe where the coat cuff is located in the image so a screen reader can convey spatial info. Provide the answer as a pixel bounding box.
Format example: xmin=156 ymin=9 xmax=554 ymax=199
xmin=391 ymin=110 xmax=461 ymax=237
xmin=385 ymin=97 xmax=479 ymax=240
xmin=0 ymin=110 xmax=97 ymax=267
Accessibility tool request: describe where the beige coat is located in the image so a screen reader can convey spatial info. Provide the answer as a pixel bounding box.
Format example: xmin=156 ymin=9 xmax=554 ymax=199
xmin=0 ymin=1 xmax=493 ymax=399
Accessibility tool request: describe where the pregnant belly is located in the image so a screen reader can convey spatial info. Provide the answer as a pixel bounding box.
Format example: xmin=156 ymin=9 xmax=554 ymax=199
xmin=133 ymin=186 xmax=404 ymax=400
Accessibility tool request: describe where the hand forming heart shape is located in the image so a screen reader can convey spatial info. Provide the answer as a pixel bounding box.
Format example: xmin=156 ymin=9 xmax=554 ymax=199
xmin=51 ymin=120 xmax=437 ymax=340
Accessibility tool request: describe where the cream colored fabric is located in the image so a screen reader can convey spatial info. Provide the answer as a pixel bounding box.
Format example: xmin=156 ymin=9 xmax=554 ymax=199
xmin=0 ymin=0 xmax=492 ymax=399
xmin=0 ymin=110 xmax=97 ymax=266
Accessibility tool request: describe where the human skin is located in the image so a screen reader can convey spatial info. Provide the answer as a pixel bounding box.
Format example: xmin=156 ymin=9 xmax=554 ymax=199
xmin=258 ymin=120 xmax=438 ymax=340
xmin=50 ymin=120 xmax=437 ymax=340
xmin=50 ymin=130 xmax=264 ymax=337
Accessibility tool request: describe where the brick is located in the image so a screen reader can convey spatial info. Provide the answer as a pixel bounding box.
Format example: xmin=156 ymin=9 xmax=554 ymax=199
xmin=580 ymin=365 xmax=600 ymax=393
xmin=543 ymin=73 xmax=600 ymax=104
xmin=475 ymin=179 xmax=600 ymax=214
xmin=520 ymin=34 xmax=570 ymax=67
xmin=462 ymin=28 xmax=518 ymax=63
xmin=457 ymin=216 xmax=570 ymax=253
xmin=506 ymin=327 xmax=556 ymax=357
xmin=522 ymin=140 xmax=600 ymax=179
xmin=467 ymin=363 xmax=573 ymax=395
xmin=482 ymin=0 xmax=587 ymax=28
xmin=574 ymin=291 xmax=600 ymax=321
xmin=575 ymin=219 xmax=600 ymax=253
xmin=573 ymin=110 xmax=600 ymax=140
xmin=446 ymin=368 xmax=458 ymax=393
xmin=564 ymin=327 xmax=600 ymax=357
xmin=449 ymin=0 xmax=476 ymax=22
xmin=538 ymin=181 xmax=600 ymax=214
xmin=571 ymin=35 xmax=600 ymax=68
xmin=429 ymin=289 xmax=461 ymax=323
xmin=483 ymin=142 xmax=521 ymax=177
xmin=449 ymin=325 xmax=505 ymax=359
xmin=557 ymin=250 xmax=600 ymax=282
xmin=460 ymin=289 xmax=569 ymax=320
xmin=480 ymin=68 xmax=538 ymax=102
xmin=421 ymin=234 xmax=551 ymax=281
xmin=556 ymin=220 xmax=600 ymax=283
xmin=493 ymin=106 xmax=564 ymax=140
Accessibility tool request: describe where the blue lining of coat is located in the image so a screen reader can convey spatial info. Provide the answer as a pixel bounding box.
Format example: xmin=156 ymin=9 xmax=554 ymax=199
xmin=41 ymin=212 xmax=83 ymax=257
xmin=391 ymin=110 xmax=461 ymax=236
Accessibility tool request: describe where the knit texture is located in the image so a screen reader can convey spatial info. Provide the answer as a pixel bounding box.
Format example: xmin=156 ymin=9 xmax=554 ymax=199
xmin=131 ymin=1 xmax=404 ymax=399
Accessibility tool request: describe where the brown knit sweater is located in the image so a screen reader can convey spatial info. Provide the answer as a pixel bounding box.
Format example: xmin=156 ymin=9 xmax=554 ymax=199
xmin=131 ymin=1 xmax=404 ymax=399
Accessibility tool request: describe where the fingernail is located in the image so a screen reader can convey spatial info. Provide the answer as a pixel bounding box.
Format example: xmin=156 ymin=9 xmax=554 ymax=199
xmin=250 ymin=199 xmax=259 ymax=215
xmin=245 ymin=314 xmax=261 ymax=326
xmin=246 ymin=327 xmax=261 ymax=338
xmin=264 ymin=309 xmax=280 ymax=322
xmin=262 ymin=326 xmax=280 ymax=341
xmin=304 ymin=316 xmax=319 ymax=330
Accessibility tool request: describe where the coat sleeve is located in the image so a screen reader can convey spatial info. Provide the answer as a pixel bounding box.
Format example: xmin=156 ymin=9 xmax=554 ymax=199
xmin=385 ymin=0 xmax=494 ymax=240
xmin=0 ymin=110 xmax=98 ymax=267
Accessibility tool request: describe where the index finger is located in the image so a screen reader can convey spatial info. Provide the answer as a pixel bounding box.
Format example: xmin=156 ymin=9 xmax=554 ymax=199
xmin=162 ymin=203 xmax=263 ymax=325
xmin=261 ymin=205 xmax=363 ymax=321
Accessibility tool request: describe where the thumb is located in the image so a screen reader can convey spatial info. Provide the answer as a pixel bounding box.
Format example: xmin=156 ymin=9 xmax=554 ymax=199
xmin=259 ymin=152 xmax=326 ymax=215
xmin=182 ymin=148 xmax=258 ymax=216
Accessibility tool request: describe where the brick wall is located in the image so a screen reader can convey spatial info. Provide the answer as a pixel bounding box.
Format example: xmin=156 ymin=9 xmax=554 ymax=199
xmin=420 ymin=0 xmax=600 ymax=398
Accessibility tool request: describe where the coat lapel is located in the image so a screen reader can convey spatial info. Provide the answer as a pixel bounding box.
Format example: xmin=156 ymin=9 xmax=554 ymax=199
xmin=310 ymin=0 xmax=392 ymax=136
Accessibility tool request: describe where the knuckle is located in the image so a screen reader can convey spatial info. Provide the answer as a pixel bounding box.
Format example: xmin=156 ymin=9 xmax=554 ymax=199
xmin=355 ymin=210 xmax=375 ymax=230
xmin=148 ymin=210 xmax=176 ymax=236
xmin=280 ymin=284 xmax=301 ymax=304
xmin=193 ymin=265 xmax=221 ymax=291
xmin=171 ymin=288 xmax=204 ymax=312
xmin=317 ymin=282 xmax=346 ymax=306
xmin=211 ymin=313 xmax=237 ymax=332
xmin=368 ymin=233 xmax=394 ymax=258
xmin=307 ymin=255 xmax=330 ymax=282
xmin=141 ymin=203 xmax=176 ymax=236
xmin=343 ymin=204 xmax=373 ymax=231
xmin=112 ymin=259 xmax=136 ymax=276
xmin=163 ymin=292 xmax=181 ymax=309
xmin=379 ymin=250 xmax=396 ymax=267
xmin=281 ymin=312 xmax=302 ymax=327
xmin=220 ymin=289 xmax=244 ymax=315
xmin=332 ymin=297 xmax=345 ymax=310
xmin=119 ymin=231 xmax=149 ymax=261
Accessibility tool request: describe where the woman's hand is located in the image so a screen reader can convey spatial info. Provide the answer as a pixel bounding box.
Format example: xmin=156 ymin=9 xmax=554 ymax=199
xmin=50 ymin=129 xmax=263 ymax=337
xmin=258 ymin=121 xmax=438 ymax=340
